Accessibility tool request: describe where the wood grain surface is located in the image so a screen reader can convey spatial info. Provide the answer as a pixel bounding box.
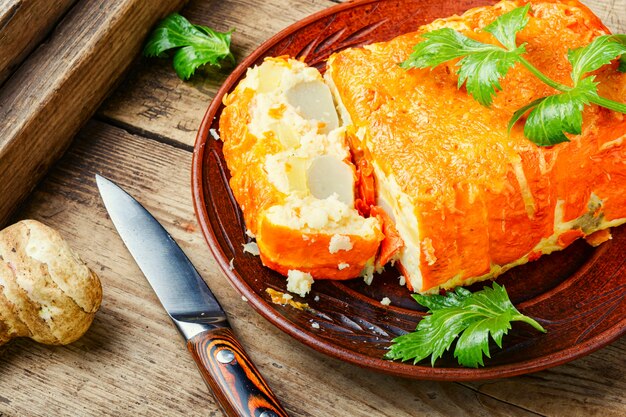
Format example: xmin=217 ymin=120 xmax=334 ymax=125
xmin=0 ymin=0 xmax=77 ymax=86
xmin=0 ymin=0 xmax=186 ymax=227
xmin=1 ymin=0 xmax=625 ymax=416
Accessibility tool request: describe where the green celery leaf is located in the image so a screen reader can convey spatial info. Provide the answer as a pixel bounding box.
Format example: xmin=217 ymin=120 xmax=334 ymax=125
xmin=143 ymin=13 xmax=233 ymax=80
xmin=385 ymin=283 xmax=546 ymax=368
xmin=484 ymin=4 xmax=530 ymax=50
xmin=454 ymin=313 xmax=512 ymax=367
xmin=171 ymin=29 xmax=234 ymax=79
xmin=452 ymin=284 xmax=523 ymax=366
xmin=568 ymin=34 xmax=626 ymax=83
xmin=144 ymin=13 xmax=200 ymax=56
xmin=401 ymin=28 xmax=525 ymax=106
xmin=193 ymin=23 xmax=236 ymax=65
xmin=385 ymin=306 xmax=475 ymax=366
xmin=508 ymin=96 xmax=546 ymax=134
xmin=524 ymin=77 xmax=598 ymax=146
xmin=456 ymin=45 xmax=526 ymax=106
xmin=412 ymin=287 xmax=472 ymax=311
xmin=400 ymin=28 xmax=498 ymax=69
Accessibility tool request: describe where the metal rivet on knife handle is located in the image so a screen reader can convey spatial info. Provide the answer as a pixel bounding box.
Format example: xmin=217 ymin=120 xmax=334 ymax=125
xmin=216 ymin=349 xmax=235 ymax=364
xmin=187 ymin=327 xmax=289 ymax=417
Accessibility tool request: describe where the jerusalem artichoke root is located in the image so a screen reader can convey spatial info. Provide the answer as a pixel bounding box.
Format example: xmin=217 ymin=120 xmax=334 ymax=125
xmin=0 ymin=220 xmax=102 ymax=346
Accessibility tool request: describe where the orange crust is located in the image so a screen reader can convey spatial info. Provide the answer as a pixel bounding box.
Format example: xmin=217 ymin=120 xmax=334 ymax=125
xmin=327 ymin=0 xmax=626 ymax=292
xmin=256 ymin=217 xmax=381 ymax=280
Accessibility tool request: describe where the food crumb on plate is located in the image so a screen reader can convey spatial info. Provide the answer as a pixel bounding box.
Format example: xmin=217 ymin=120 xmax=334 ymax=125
xmin=314 ymin=295 xmax=320 ymax=302
xmin=241 ymin=295 xmax=248 ymax=302
xmin=380 ymin=297 xmax=391 ymax=306
xmin=209 ymin=128 xmax=220 ymax=140
xmin=242 ymin=241 xmax=260 ymax=256
xmin=266 ymin=288 xmax=309 ymax=310
xmin=311 ymin=321 xmax=320 ymax=329
xmin=229 ymin=258 xmax=234 ymax=271
xmin=398 ymin=275 xmax=406 ymax=286
xmin=287 ymin=269 xmax=314 ymax=297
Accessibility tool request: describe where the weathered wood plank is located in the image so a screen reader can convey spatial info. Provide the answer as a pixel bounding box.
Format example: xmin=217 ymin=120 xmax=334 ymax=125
xmin=1 ymin=120 xmax=542 ymax=417
xmin=98 ymin=0 xmax=335 ymax=148
xmin=0 ymin=0 xmax=186 ymax=228
xmin=463 ymin=340 xmax=626 ymax=417
xmin=0 ymin=0 xmax=78 ymax=86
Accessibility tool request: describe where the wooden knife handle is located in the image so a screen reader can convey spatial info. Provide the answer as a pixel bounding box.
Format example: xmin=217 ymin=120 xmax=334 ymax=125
xmin=187 ymin=327 xmax=289 ymax=417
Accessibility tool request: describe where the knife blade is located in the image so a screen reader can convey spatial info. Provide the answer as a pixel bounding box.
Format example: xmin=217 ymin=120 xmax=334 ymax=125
xmin=96 ymin=174 xmax=288 ymax=417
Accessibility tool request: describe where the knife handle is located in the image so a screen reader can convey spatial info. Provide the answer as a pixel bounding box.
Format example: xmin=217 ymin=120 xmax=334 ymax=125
xmin=187 ymin=327 xmax=289 ymax=417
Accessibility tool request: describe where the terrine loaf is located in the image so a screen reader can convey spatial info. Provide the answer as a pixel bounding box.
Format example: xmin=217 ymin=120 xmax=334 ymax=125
xmin=326 ymin=0 xmax=626 ymax=293
xmin=220 ymin=0 xmax=626 ymax=295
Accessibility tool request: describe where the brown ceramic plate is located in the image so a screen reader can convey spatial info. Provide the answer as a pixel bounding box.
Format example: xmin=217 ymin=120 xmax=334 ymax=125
xmin=192 ymin=0 xmax=626 ymax=380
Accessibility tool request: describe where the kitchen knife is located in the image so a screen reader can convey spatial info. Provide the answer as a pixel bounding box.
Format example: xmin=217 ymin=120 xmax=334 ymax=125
xmin=96 ymin=174 xmax=288 ymax=417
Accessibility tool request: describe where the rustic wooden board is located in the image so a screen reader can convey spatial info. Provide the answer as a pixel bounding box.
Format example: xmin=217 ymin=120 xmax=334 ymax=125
xmin=0 ymin=0 xmax=77 ymax=86
xmin=0 ymin=0 xmax=186 ymax=228
xmin=0 ymin=121 xmax=547 ymax=417
xmin=462 ymin=343 xmax=626 ymax=417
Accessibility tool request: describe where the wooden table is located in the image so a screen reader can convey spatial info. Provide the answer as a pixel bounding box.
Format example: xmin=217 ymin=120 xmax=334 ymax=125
xmin=1 ymin=0 xmax=625 ymax=416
